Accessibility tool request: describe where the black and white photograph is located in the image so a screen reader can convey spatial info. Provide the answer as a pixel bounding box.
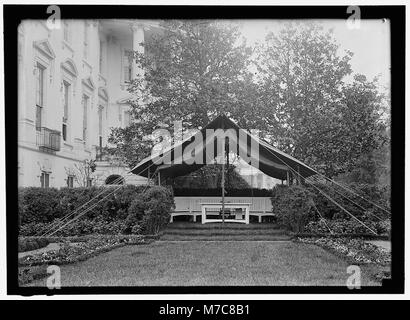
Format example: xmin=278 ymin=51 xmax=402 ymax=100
xmin=1 ymin=3 xmax=405 ymax=300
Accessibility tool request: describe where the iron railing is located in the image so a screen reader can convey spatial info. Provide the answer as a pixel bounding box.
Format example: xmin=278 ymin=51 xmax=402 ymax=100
xmin=36 ymin=127 xmax=61 ymax=152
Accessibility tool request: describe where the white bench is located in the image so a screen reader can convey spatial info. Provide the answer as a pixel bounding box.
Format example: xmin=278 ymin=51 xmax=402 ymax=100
xmin=171 ymin=197 xmax=274 ymax=223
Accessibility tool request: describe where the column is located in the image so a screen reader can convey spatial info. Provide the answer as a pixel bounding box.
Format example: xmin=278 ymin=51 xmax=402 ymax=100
xmin=131 ymin=23 xmax=145 ymax=79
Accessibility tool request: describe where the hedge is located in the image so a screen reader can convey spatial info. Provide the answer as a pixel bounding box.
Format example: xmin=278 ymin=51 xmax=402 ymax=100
xmin=18 ymin=237 xmax=50 ymax=252
xmin=18 ymin=185 xmax=174 ymax=236
xmin=306 ymin=182 xmax=390 ymax=222
xmin=271 ymin=182 xmax=390 ymax=235
xmin=271 ymin=185 xmax=315 ymax=232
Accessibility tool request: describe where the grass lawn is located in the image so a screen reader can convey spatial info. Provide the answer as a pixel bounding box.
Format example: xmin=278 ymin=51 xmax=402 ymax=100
xmin=26 ymin=241 xmax=380 ymax=287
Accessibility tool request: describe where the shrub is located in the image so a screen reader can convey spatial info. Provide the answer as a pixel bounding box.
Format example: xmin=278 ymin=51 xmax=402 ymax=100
xmin=18 ymin=185 xmax=148 ymax=226
xmin=18 ymin=188 xmax=62 ymax=224
xmin=304 ymin=218 xmax=390 ymax=236
xmin=307 ymin=182 xmax=390 ymax=222
xmin=126 ymin=186 xmax=174 ymax=234
xmin=271 ymin=185 xmax=315 ymax=232
xmin=18 ymin=237 xmax=50 ymax=252
xmin=18 ymin=185 xmax=173 ymax=236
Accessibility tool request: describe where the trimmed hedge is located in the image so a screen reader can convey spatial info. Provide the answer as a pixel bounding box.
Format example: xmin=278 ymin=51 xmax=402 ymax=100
xmin=18 ymin=185 xmax=148 ymax=224
xmin=173 ymin=188 xmax=272 ymax=197
xmin=18 ymin=185 xmax=174 ymax=236
xmin=18 ymin=237 xmax=50 ymax=252
xmin=270 ymin=182 xmax=390 ymax=235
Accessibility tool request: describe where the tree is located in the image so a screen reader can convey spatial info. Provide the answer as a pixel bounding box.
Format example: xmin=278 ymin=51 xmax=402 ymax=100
xmin=256 ymin=22 xmax=388 ymax=177
xmin=68 ymin=159 xmax=97 ymax=187
xmin=109 ymin=20 xmax=256 ymax=168
xmin=109 ymin=20 xmax=389 ymax=180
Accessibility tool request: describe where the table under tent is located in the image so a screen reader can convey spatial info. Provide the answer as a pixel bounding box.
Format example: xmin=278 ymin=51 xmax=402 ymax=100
xmin=130 ymin=114 xmax=318 ymax=224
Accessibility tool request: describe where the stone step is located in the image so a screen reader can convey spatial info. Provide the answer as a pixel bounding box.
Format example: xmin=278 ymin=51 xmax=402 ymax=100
xmin=159 ymin=234 xmax=292 ymax=241
xmin=166 ymin=222 xmax=280 ymax=230
xmin=163 ymin=228 xmax=288 ymax=236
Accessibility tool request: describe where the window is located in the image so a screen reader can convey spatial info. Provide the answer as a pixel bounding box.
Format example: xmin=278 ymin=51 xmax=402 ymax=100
xmin=35 ymin=63 xmax=45 ymax=131
xmin=62 ymin=81 xmax=70 ymax=141
xmin=98 ymin=107 xmax=103 ymax=137
xmin=123 ymin=111 xmax=131 ymax=127
xmin=63 ymin=21 xmax=70 ymax=43
xmin=67 ymin=175 xmax=74 ymax=188
xmin=123 ymin=50 xmax=132 ymax=82
xmin=82 ymin=95 xmax=89 ymax=142
xmin=87 ymin=178 xmax=93 ymax=187
xmin=40 ymin=172 xmax=50 ymax=188
xmin=99 ymin=41 xmax=104 ymax=74
xmin=83 ymin=22 xmax=89 ymax=59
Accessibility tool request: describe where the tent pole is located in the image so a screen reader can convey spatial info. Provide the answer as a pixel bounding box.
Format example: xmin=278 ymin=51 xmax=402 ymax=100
xmin=221 ymin=150 xmax=225 ymax=224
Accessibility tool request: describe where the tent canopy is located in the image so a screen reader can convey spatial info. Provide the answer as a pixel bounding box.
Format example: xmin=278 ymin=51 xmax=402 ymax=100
xmin=130 ymin=114 xmax=318 ymax=180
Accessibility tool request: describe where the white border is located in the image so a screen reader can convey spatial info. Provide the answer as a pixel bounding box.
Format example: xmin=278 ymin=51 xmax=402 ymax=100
xmin=0 ymin=0 xmax=408 ymax=300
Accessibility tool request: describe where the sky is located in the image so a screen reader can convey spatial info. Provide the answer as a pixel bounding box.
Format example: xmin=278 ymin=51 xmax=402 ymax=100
xmin=239 ymin=19 xmax=390 ymax=90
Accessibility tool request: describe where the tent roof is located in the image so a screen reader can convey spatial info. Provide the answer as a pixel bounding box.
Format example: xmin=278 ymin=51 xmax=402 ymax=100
xmin=130 ymin=114 xmax=318 ymax=180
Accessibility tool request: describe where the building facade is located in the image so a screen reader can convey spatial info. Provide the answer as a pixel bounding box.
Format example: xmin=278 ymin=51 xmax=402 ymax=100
xmin=17 ymin=19 xmax=280 ymax=189
xmin=17 ymin=19 xmax=163 ymax=188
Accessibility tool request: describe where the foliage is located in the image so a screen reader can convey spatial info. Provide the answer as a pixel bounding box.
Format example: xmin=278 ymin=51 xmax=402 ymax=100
xmin=304 ymin=219 xmax=390 ymax=236
xmin=297 ymin=237 xmax=391 ymax=266
xmin=19 ymin=219 xmax=133 ymax=237
xmin=256 ymin=22 xmax=388 ymax=177
xmin=18 ymin=237 xmax=50 ymax=252
xmin=300 ymin=181 xmax=390 ymax=235
xmin=307 ymin=182 xmax=390 ymax=222
xmin=18 ymin=185 xmax=145 ymax=225
xmin=126 ymin=186 xmax=175 ymax=234
xmin=18 ymin=185 xmax=174 ymax=236
xmin=65 ymin=159 xmax=98 ymax=187
xmin=18 ymin=187 xmax=62 ymax=224
xmin=271 ymin=185 xmax=315 ymax=232
xmin=108 ymin=20 xmax=256 ymax=167
xmin=108 ymin=21 xmax=388 ymax=182
xmin=19 ymin=236 xmax=147 ymax=267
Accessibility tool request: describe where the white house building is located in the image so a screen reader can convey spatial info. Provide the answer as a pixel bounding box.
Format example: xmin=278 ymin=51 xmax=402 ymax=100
xmin=17 ymin=19 xmax=160 ymax=188
xmin=17 ymin=19 xmax=279 ymax=189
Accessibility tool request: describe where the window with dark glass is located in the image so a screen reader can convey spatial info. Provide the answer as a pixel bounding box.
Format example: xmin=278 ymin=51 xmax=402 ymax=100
xmin=40 ymin=172 xmax=49 ymax=188
xmin=123 ymin=50 xmax=132 ymax=82
xmin=62 ymin=81 xmax=70 ymax=141
xmin=35 ymin=63 xmax=45 ymax=131
xmin=67 ymin=175 xmax=74 ymax=188
xmin=82 ymin=95 xmax=89 ymax=142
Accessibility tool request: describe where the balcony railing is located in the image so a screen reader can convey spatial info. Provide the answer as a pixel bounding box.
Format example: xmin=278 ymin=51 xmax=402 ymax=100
xmin=36 ymin=127 xmax=61 ymax=152
xmin=95 ymin=146 xmax=110 ymax=161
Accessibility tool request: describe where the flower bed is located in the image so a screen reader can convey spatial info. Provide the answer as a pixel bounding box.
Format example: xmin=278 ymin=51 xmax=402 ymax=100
xmin=296 ymin=237 xmax=391 ymax=266
xmin=18 ymin=235 xmax=153 ymax=286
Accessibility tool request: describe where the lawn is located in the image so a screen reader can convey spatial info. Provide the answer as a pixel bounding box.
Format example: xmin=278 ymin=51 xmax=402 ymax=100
xmin=26 ymin=240 xmax=380 ymax=286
